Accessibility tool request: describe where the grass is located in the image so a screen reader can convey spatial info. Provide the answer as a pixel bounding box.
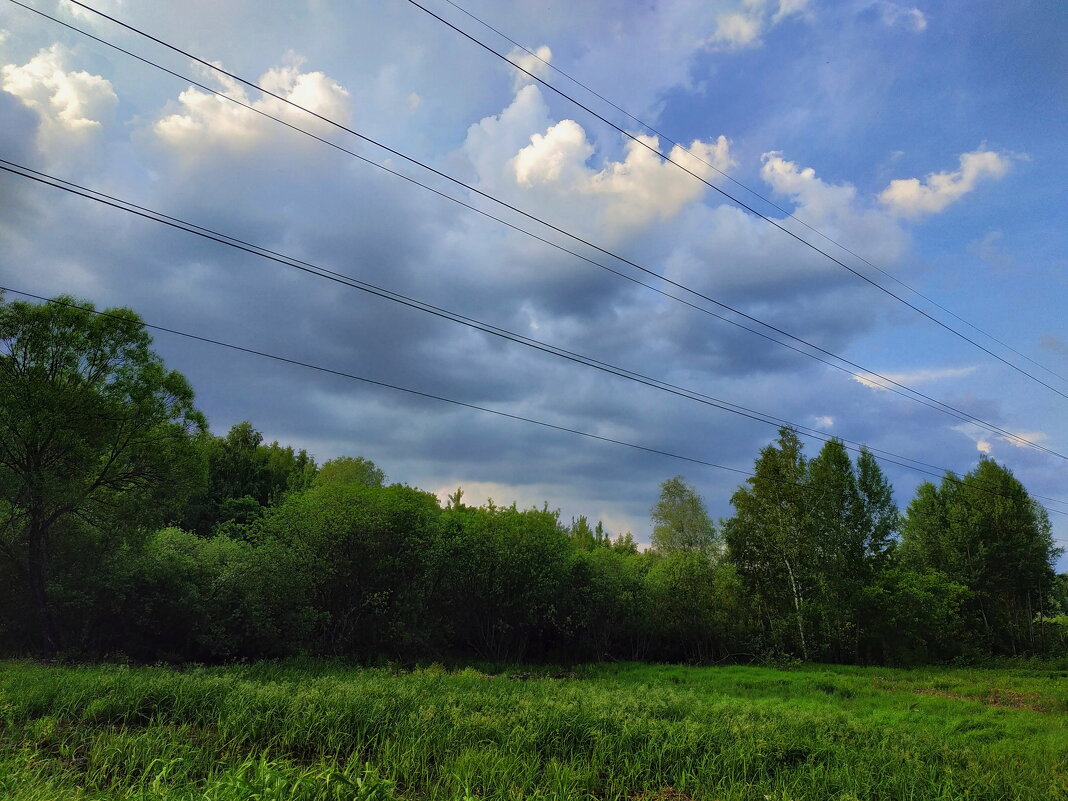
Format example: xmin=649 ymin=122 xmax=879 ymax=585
xmin=0 ymin=659 xmax=1065 ymax=800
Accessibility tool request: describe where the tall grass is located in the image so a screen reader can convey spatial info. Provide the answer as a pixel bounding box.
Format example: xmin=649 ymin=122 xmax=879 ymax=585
xmin=1 ymin=660 xmax=1065 ymax=800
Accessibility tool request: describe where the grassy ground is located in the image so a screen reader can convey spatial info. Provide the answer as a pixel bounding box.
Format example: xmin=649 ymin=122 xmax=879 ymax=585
xmin=0 ymin=659 xmax=1065 ymax=800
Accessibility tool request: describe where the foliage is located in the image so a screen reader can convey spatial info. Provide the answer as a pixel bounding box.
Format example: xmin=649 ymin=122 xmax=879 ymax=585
xmin=0 ymin=297 xmax=1063 ymax=668
xmin=901 ymin=458 xmax=1060 ymax=655
xmin=431 ymin=502 xmax=574 ymax=661
xmin=723 ymin=427 xmax=814 ymax=658
xmin=314 ymin=456 xmax=385 ymax=489
xmin=0 ymin=295 xmax=205 ymax=653
xmin=723 ymin=430 xmax=910 ymax=663
xmin=261 ymin=482 xmax=440 ymax=657
xmin=182 ymin=422 xmax=317 ymax=535
xmin=650 ymin=475 xmax=719 ymax=558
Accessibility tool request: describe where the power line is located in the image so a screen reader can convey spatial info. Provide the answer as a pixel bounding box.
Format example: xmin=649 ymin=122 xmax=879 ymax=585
xmin=13 ymin=159 xmax=1067 ymax=508
xmin=402 ymin=0 xmax=1068 ymax=402
xmin=4 ymin=286 xmax=1065 ymax=521
xmin=10 ymin=2 xmax=1061 ymax=462
xmin=436 ymin=0 xmax=1068 ymax=389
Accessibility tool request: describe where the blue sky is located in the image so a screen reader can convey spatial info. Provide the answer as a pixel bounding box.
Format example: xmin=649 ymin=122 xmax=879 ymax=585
xmin=1 ymin=0 xmax=1065 ymax=566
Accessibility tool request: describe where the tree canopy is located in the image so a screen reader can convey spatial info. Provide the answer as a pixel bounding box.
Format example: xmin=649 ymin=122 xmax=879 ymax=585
xmin=650 ymin=475 xmax=719 ymax=559
xmin=0 ymin=295 xmax=205 ymax=652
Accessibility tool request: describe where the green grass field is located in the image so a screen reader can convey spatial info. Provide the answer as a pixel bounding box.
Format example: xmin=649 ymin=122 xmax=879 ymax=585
xmin=1 ymin=660 xmax=1065 ymax=800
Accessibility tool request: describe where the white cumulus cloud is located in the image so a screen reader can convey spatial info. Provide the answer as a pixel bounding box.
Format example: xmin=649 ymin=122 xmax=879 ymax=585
xmin=759 ymin=151 xmax=908 ymax=261
xmin=465 ymin=83 xmax=733 ymax=240
xmin=1 ymin=43 xmax=117 ymax=148
xmin=508 ymin=45 xmax=553 ymax=92
xmin=154 ymin=56 xmax=350 ymax=154
xmin=511 ymin=120 xmax=734 ymax=237
xmin=879 ymin=148 xmax=1016 ymax=218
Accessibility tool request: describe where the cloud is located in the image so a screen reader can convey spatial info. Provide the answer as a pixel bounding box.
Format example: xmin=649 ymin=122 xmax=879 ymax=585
xmin=879 ymin=148 xmax=1016 ymax=218
xmin=1002 ymin=431 xmax=1049 ymax=449
xmin=65 ymin=0 xmax=126 ymax=22
xmin=708 ymin=0 xmax=809 ymax=50
xmin=968 ymin=229 xmax=1015 ymax=271
xmin=757 ymin=151 xmax=908 ymax=262
xmin=154 ymin=55 xmax=350 ymax=155
xmin=464 ymin=83 xmax=733 ymax=240
xmin=508 ymin=45 xmax=553 ymax=92
xmin=953 ymin=423 xmax=1048 ymax=455
xmin=854 ymin=366 xmax=976 ymax=391
xmin=874 ymin=2 xmax=927 ymax=32
xmin=1 ymin=43 xmax=117 ymax=149
xmin=510 ymin=121 xmax=734 ymax=236
xmin=813 ymin=415 xmax=835 ymax=428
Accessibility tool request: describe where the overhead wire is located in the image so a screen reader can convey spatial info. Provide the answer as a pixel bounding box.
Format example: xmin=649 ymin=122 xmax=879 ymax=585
xmin=12 ymin=157 xmax=1068 ymax=508
xmin=436 ymin=0 xmax=1068 ymax=388
xmin=402 ymin=0 xmax=1068 ymax=402
xmin=7 ymin=0 xmax=1062 ymax=462
xmin=3 ymin=286 xmax=1066 ymax=523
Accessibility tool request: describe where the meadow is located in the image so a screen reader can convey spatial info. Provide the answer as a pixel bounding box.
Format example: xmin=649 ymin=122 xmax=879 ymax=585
xmin=0 ymin=660 xmax=1065 ymax=800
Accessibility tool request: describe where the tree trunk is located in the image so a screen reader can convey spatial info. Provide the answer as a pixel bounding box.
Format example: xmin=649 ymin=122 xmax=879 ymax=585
xmin=782 ymin=554 xmax=808 ymax=661
xmin=27 ymin=516 xmax=59 ymax=655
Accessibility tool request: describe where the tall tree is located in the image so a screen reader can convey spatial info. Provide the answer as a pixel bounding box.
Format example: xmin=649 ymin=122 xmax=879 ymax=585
xmin=806 ymin=438 xmax=864 ymax=659
xmin=650 ymin=476 xmax=719 ymax=559
xmin=901 ymin=458 xmax=1058 ymax=654
xmin=805 ymin=440 xmax=898 ymax=660
xmin=856 ymin=447 xmax=899 ymax=566
xmin=723 ymin=427 xmax=812 ymax=659
xmin=0 ymin=295 xmax=205 ymax=653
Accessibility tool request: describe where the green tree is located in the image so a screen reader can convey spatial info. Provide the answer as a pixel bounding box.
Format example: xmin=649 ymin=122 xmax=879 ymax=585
xmin=650 ymin=476 xmax=719 ymax=559
xmin=901 ymin=458 xmax=1059 ymax=654
xmin=262 ymin=439 xmax=317 ymax=503
xmin=314 ymin=455 xmax=386 ymax=489
xmin=644 ymin=551 xmax=721 ymax=662
xmin=0 ymin=295 xmax=205 ymax=653
xmin=806 ymin=438 xmax=865 ymax=659
xmin=856 ymin=447 xmax=899 ymax=566
xmin=858 ymin=563 xmax=969 ymax=664
xmin=805 ymin=440 xmax=898 ymax=661
xmin=182 ymin=423 xmax=318 ymax=535
xmin=263 ymin=481 xmax=441 ymax=656
xmin=723 ymin=428 xmax=812 ymax=659
xmin=431 ymin=501 xmax=573 ymax=661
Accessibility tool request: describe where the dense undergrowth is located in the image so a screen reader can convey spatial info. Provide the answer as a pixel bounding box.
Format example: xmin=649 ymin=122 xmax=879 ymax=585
xmin=1 ymin=660 xmax=1065 ymax=800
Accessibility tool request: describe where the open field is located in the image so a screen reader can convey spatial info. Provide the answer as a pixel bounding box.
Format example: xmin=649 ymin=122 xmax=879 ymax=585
xmin=0 ymin=660 xmax=1065 ymax=800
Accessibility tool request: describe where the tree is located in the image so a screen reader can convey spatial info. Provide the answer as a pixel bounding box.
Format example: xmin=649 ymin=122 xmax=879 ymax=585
xmin=723 ymin=428 xmax=812 ymax=659
xmin=806 ymin=438 xmax=865 ymax=659
xmin=805 ymin=440 xmax=897 ymax=661
xmin=314 ymin=455 xmax=386 ymax=489
xmin=650 ymin=476 xmax=719 ymax=559
xmin=181 ymin=423 xmax=317 ymax=535
xmin=0 ymin=295 xmax=205 ymax=653
xmin=856 ymin=448 xmax=899 ymax=566
xmin=901 ymin=457 xmax=1059 ymax=654
xmin=263 ymin=481 xmax=441 ymax=656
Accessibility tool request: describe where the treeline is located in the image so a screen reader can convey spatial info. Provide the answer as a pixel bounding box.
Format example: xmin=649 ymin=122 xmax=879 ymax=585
xmin=0 ymin=294 xmax=1065 ymax=665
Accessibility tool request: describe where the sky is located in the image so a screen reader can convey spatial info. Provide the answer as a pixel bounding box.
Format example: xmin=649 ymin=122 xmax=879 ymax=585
xmin=1 ymin=0 xmax=1066 ymax=567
